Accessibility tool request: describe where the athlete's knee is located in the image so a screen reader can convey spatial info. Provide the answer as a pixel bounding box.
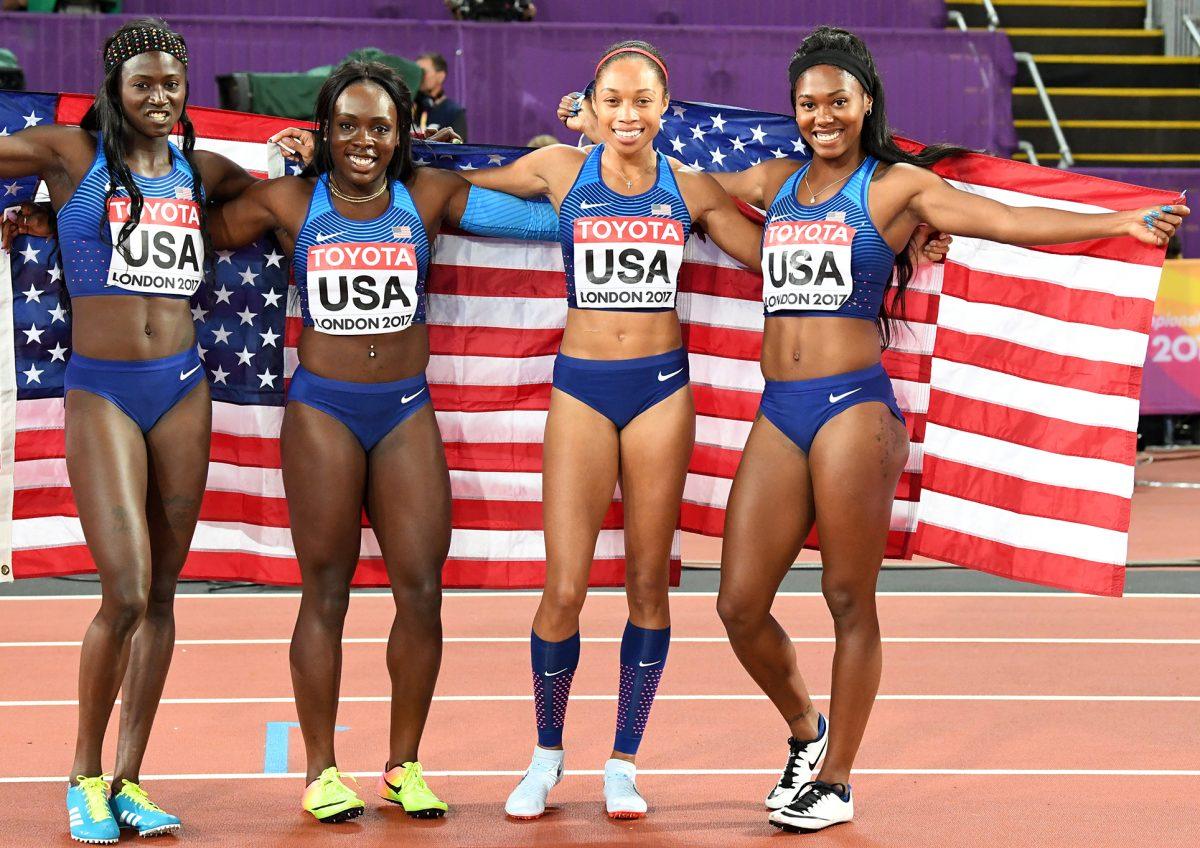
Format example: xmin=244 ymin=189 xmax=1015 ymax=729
xmin=716 ymin=590 xmax=766 ymax=638
xmin=99 ymin=582 xmax=150 ymax=635
xmin=822 ymin=580 xmax=876 ymax=627
xmin=539 ymin=581 xmax=588 ymax=623
xmin=624 ymin=567 xmax=668 ymax=621
xmin=392 ymin=573 xmax=442 ymax=620
xmin=300 ymin=579 xmax=352 ymax=627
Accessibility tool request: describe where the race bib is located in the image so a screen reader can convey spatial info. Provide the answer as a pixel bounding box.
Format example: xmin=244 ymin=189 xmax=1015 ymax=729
xmin=572 ymin=216 xmax=684 ymax=309
xmin=305 ymin=241 xmax=419 ymax=335
xmin=106 ymin=197 xmax=204 ymax=296
xmin=761 ymin=219 xmax=855 ymax=313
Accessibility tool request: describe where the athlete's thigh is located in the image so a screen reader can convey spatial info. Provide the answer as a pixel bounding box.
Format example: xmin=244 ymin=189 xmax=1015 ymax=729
xmin=280 ymin=401 xmax=368 ymax=571
xmin=64 ymin=390 xmax=152 ymax=578
xmin=718 ymin=415 xmax=816 ymax=613
xmin=542 ymin=389 xmax=620 ymax=585
xmin=807 ymin=403 xmax=908 ymax=585
xmin=617 ymin=385 xmax=694 ymax=568
xmin=365 ymin=404 xmax=451 ymax=587
xmin=144 ymin=380 xmax=212 ymax=578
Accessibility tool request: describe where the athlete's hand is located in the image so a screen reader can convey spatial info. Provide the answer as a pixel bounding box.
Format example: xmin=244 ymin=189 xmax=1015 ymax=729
xmin=1126 ymin=203 xmax=1189 ymax=247
xmin=423 ymin=126 xmax=463 ymax=144
xmin=558 ymin=92 xmax=599 ymax=143
xmin=2 ymin=203 xmax=53 ymax=251
xmin=908 ymin=223 xmax=951 ymax=265
xmin=268 ymin=127 xmax=315 ymax=167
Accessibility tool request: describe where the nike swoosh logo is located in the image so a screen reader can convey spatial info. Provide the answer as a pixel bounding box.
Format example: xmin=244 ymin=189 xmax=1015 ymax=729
xmin=828 ymin=388 xmax=862 ymax=404
xmin=579 ymin=201 xmax=608 ymax=210
xmin=382 ymin=779 xmax=402 ymax=794
xmin=315 ymin=231 xmax=346 ymax=242
xmin=309 ymin=800 xmax=348 ymax=811
xmin=401 ymin=387 xmax=426 ymax=404
xmin=638 ymin=660 xmax=662 ymax=668
xmin=657 ymin=368 xmax=684 ymax=382
xmin=544 ymin=668 xmax=569 ymax=677
xmin=179 ymin=364 xmax=202 ymax=381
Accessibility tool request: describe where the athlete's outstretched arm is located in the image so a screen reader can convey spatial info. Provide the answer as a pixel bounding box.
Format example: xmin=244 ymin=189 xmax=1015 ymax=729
xmin=677 ymin=168 xmax=763 ymax=270
xmin=902 ymin=163 xmax=1188 ymax=247
xmin=0 ymin=125 xmax=73 ymax=180
xmin=194 ymin=150 xmax=258 ymax=204
xmin=207 ymin=176 xmax=300 ymax=250
xmin=457 ymin=144 xmax=579 ymax=201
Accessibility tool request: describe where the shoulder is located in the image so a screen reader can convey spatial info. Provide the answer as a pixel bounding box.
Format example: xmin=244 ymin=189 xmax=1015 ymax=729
xmin=27 ymin=124 xmax=93 ymax=162
xmin=874 ymin=160 xmax=936 ymax=187
xmin=527 ymin=143 xmax=587 ymax=168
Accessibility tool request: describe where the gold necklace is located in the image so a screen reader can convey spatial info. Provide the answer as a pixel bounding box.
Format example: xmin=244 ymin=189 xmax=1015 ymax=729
xmin=329 ymin=176 xmax=388 ymax=204
xmin=603 ymin=156 xmax=657 ymax=190
xmin=802 ymin=169 xmax=853 ymax=204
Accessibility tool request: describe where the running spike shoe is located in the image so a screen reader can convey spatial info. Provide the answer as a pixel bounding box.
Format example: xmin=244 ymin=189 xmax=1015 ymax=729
xmin=377 ymin=761 xmax=448 ymax=818
xmin=765 ymin=713 xmax=829 ymax=810
xmin=110 ymin=780 xmax=181 ymax=838
xmin=505 ymin=746 xmax=564 ymax=819
xmin=603 ymin=758 xmax=648 ymax=819
xmin=67 ymin=775 xmax=119 ymax=845
xmin=301 ymin=767 xmax=365 ymax=823
xmin=768 ymin=780 xmax=854 ymax=833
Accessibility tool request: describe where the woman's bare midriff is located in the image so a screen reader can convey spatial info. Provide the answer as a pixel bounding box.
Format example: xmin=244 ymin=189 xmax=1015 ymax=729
xmin=69 ymin=295 xmax=196 ymax=360
xmin=559 ymin=308 xmax=682 ymax=360
xmin=297 ymin=325 xmax=430 ymax=382
xmin=760 ymin=316 xmax=884 ymax=382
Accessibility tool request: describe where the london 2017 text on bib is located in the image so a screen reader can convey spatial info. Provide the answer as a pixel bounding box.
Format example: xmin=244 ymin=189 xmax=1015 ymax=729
xmin=572 ymin=216 xmax=684 ymax=309
xmin=106 ymin=197 xmax=205 ymax=296
xmin=305 ymin=241 xmax=419 ymax=335
xmin=761 ymin=219 xmax=855 ymax=313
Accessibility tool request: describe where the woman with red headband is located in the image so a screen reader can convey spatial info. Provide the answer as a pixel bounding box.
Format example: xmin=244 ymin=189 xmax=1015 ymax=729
xmin=459 ymin=40 xmax=762 ymax=820
xmin=0 ymin=18 xmax=271 ymax=842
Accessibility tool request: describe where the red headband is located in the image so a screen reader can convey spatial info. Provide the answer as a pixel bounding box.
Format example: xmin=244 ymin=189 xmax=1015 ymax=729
xmin=594 ymin=48 xmax=669 ymax=84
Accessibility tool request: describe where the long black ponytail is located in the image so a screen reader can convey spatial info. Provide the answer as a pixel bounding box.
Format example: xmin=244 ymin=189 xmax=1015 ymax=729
xmin=789 ymin=26 xmax=965 ymax=348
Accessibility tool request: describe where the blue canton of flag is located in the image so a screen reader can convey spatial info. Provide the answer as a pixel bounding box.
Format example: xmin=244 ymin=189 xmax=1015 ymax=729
xmin=12 ymin=234 xmax=69 ymax=400
xmin=0 ymin=92 xmax=55 ymax=205
xmin=195 ymin=239 xmax=288 ymax=406
xmin=657 ymin=100 xmax=809 ymax=172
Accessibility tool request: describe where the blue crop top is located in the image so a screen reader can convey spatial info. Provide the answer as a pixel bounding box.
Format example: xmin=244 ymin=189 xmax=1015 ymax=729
xmin=292 ymin=173 xmax=430 ymax=335
xmin=558 ymin=144 xmax=692 ymax=312
xmin=761 ymin=155 xmax=896 ymax=321
xmin=58 ymin=136 xmax=205 ymax=299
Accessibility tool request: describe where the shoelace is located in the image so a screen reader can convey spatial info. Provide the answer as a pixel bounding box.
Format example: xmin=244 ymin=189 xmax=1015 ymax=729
xmin=118 ymin=780 xmax=164 ymax=813
xmin=787 ymin=781 xmax=840 ymax=815
xmin=74 ymin=775 xmax=113 ymax=823
xmin=321 ymin=768 xmax=359 ymax=795
xmin=778 ymin=739 xmax=804 ymax=790
xmin=401 ymin=762 xmax=429 ymax=792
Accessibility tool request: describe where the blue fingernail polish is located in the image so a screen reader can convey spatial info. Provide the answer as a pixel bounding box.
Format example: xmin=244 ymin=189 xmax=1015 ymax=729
xmin=1162 ymin=205 xmax=1173 ymax=212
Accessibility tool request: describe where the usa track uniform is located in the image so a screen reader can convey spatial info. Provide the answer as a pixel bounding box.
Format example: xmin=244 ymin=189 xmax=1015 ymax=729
xmin=288 ymin=173 xmax=432 ymax=450
xmin=553 ymin=143 xmax=692 ymax=427
xmin=758 ymin=155 xmax=904 ymax=452
xmin=57 ymin=135 xmax=206 ymax=431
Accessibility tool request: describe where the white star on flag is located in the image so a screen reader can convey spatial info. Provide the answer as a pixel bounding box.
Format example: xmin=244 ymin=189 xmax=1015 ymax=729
xmin=260 ymin=327 xmax=280 ymax=347
xmin=197 ymin=344 xmax=208 ymax=360
xmin=236 ymin=347 xmax=255 ymax=366
xmin=669 ymin=136 xmax=685 ymax=153
xmin=771 ymin=148 xmax=787 ymax=158
xmin=237 ymin=306 xmax=258 ymax=326
xmin=47 ymin=264 xmax=62 ymax=282
xmin=710 ymin=148 xmax=727 ymax=166
xmin=48 ymin=343 xmax=68 ymax=362
xmin=48 ymin=304 xmax=67 ymax=324
xmin=210 ymin=364 xmax=230 ymax=385
xmin=261 ymin=288 xmax=283 ymax=308
xmin=213 ymin=285 xmax=233 ymax=304
xmin=22 ymin=110 xmax=42 ymax=128
xmin=258 ymin=371 xmax=277 ymax=388
xmin=458 ymin=162 xmax=477 ymax=171
xmin=238 ymin=266 xmax=258 ymax=286
xmin=22 ymin=363 xmax=42 ymax=384
xmin=21 ymin=284 xmax=42 ymax=303
xmin=487 ymin=154 xmax=504 ymax=165
xmin=216 ymin=250 xmax=234 ymax=264
xmin=212 ymin=325 xmax=232 ymax=344
xmin=791 ymin=137 xmax=807 ymax=153
xmin=671 ymin=104 xmax=686 ymax=118
xmin=730 ymin=136 xmax=746 ymax=153
xmin=263 ymin=249 xmax=283 ymax=268
xmin=19 ymin=243 xmax=39 ymax=264
xmin=689 ymin=125 xmax=706 ymax=141
xmin=710 ymin=113 xmax=727 ymax=132
xmin=749 ymin=125 xmax=767 ymax=144
xmin=191 ymin=305 xmax=208 ymax=322
xmin=22 ymin=324 xmax=44 ymax=344
xmin=4 ymin=182 xmax=20 ymax=196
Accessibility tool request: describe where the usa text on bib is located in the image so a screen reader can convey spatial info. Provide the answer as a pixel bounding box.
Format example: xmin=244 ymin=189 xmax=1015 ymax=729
xmin=107 ymin=197 xmax=204 ymax=296
xmin=572 ymin=216 xmax=684 ymax=309
xmin=761 ymin=220 xmax=855 ymax=313
xmin=306 ymin=241 xmax=419 ymax=335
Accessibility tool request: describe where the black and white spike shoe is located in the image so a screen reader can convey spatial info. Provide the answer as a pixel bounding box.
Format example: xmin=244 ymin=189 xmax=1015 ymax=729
xmin=767 ymin=780 xmax=853 ymax=833
xmin=764 ymin=713 xmax=828 ymax=810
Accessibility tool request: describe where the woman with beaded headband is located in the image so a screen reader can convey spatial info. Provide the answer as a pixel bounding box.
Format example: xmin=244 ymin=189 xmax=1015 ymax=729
xmin=455 ymin=39 xmax=767 ymax=821
xmin=567 ymin=25 xmax=1187 ymax=833
xmin=0 ymin=18 xmax=271 ymax=842
xmin=207 ymin=58 xmax=564 ymax=825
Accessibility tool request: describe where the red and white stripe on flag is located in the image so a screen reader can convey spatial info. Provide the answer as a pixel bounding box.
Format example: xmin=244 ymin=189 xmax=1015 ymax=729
xmin=912 ymin=154 xmax=1176 ymax=596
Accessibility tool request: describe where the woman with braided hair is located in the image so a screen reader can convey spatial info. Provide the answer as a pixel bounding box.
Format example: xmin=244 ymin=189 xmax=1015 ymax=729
xmin=0 ymin=18 xmax=265 ymax=842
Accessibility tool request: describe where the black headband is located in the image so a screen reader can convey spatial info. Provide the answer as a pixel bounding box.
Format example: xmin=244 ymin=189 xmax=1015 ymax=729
xmin=788 ymin=50 xmax=873 ymax=98
xmin=104 ymin=28 xmax=189 ymax=75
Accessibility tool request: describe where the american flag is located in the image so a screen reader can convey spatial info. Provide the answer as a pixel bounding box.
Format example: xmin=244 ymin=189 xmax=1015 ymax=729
xmin=1 ymin=92 xmax=1174 ymax=596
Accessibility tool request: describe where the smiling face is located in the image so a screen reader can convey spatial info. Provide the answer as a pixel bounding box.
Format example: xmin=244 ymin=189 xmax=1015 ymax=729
xmin=118 ymin=51 xmax=187 ymax=139
xmin=592 ymin=57 xmax=668 ymax=154
xmin=326 ymin=81 xmax=399 ymax=189
xmin=793 ymin=64 xmax=873 ymax=161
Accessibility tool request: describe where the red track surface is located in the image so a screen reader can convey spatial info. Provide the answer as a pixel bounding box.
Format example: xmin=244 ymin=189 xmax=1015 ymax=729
xmin=1 ymin=592 xmax=1197 ymax=846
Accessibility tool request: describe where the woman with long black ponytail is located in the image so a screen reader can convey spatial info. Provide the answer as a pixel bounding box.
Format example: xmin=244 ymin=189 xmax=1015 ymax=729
xmin=0 ymin=18 xmax=263 ymax=842
xmin=643 ymin=26 xmax=1182 ymax=833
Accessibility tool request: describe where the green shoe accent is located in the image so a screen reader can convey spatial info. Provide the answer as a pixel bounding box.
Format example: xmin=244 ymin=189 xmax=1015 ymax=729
xmin=302 ymin=767 xmax=365 ymax=824
xmin=377 ymin=761 xmax=448 ymax=818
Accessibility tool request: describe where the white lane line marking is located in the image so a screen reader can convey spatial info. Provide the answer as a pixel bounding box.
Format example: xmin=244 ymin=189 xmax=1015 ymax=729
xmin=1 ymin=591 xmax=1196 ymax=600
xmin=4 ymin=694 xmax=1199 ymax=707
xmin=3 ymin=768 xmax=1199 ymax=784
xmin=3 ymin=636 xmax=1199 ymax=647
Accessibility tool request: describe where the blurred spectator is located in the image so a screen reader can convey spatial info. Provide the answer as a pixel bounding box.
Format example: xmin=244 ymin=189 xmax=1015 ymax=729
xmin=526 ymin=133 xmax=557 ymax=148
xmin=414 ymin=52 xmax=468 ymax=141
xmin=444 ymin=0 xmax=535 ymax=21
